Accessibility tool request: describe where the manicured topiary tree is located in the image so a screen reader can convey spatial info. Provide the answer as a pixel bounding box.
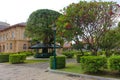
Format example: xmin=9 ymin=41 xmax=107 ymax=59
xmin=26 ymin=9 xmax=61 ymax=53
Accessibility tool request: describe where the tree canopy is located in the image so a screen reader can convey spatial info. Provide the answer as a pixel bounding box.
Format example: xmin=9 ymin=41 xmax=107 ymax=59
xmin=57 ymin=1 xmax=120 ymax=55
xmin=26 ymin=9 xmax=61 ymax=44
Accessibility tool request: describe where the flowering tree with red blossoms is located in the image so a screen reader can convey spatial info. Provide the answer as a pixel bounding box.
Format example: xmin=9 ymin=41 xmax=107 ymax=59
xmin=57 ymin=1 xmax=120 ymax=55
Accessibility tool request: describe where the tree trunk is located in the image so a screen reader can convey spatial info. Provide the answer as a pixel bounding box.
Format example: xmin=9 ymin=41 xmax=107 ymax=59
xmin=80 ymin=48 xmax=84 ymax=56
xmin=91 ymin=49 xmax=97 ymax=56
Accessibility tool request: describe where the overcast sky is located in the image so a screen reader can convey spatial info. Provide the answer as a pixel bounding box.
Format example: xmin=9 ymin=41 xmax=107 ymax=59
xmin=0 ymin=0 xmax=120 ymax=25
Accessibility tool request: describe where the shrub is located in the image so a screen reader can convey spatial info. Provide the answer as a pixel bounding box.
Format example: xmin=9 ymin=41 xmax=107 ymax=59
xmin=83 ymin=51 xmax=92 ymax=56
xmin=111 ymin=50 xmax=120 ymax=56
xmin=108 ymin=56 xmax=120 ymax=71
xmin=76 ymin=54 xmax=82 ymax=63
xmin=0 ymin=54 xmax=9 ymax=62
xmin=97 ymin=51 xmax=106 ymax=56
xmin=70 ymin=50 xmax=81 ymax=55
xmin=19 ymin=51 xmax=33 ymax=56
xmin=62 ymin=51 xmax=74 ymax=58
xmin=81 ymin=56 xmax=107 ymax=73
xmin=50 ymin=56 xmax=66 ymax=69
xmin=9 ymin=54 xmax=26 ymax=64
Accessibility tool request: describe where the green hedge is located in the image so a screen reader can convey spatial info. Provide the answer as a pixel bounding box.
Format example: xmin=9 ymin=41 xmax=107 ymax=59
xmin=62 ymin=51 xmax=74 ymax=58
xmin=108 ymin=56 xmax=120 ymax=71
xmin=70 ymin=50 xmax=81 ymax=55
xmin=9 ymin=54 xmax=26 ymax=64
xmin=97 ymin=51 xmax=106 ymax=56
xmin=50 ymin=56 xmax=66 ymax=69
xmin=110 ymin=51 xmax=120 ymax=56
xmin=19 ymin=51 xmax=33 ymax=56
xmin=84 ymin=51 xmax=92 ymax=56
xmin=81 ymin=56 xmax=107 ymax=73
xmin=0 ymin=54 xmax=9 ymax=63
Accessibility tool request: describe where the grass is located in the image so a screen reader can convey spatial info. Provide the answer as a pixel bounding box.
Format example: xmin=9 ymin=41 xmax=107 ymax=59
xmin=4 ymin=59 xmax=49 ymax=64
xmin=58 ymin=63 xmax=120 ymax=79
xmin=24 ymin=59 xmax=49 ymax=64
xmin=58 ymin=63 xmax=84 ymax=74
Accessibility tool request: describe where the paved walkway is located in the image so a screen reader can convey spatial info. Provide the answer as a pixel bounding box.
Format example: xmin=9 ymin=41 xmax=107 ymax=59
xmin=0 ymin=62 xmax=92 ymax=80
xmin=0 ymin=57 xmax=116 ymax=80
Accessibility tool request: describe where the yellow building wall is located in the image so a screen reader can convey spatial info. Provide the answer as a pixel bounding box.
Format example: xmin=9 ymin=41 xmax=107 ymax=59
xmin=0 ymin=25 xmax=30 ymax=53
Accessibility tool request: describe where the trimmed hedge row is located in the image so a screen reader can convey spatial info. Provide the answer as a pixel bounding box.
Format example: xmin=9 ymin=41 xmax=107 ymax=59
xmin=0 ymin=54 xmax=9 ymax=62
xmin=19 ymin=51 xmax=33 ymax=56
xmin=9 ymin=54 xmax=26 ymax=64
xmin=50 ymin=56 xmax=66 ymax=69
xmin=108 ymin=56 xmax=120 ymax=71
xmin=76 ymin=51 xmax=93 ymax=63
xmin=81 ymin=56 xmax=107 ymax=73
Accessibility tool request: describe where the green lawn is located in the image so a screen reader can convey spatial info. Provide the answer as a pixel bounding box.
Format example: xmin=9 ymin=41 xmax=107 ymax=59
xmin=24 ymin=59 xmax=49 ymax=63
xmin=58 ymin=63 xmax=84 ymax=74
xmin=58 ymin=63 xmax=120 ymax=79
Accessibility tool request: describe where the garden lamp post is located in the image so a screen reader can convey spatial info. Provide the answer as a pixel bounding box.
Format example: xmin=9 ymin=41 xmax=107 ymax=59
xmin=52 ymin=25 xmax=57 ymax=69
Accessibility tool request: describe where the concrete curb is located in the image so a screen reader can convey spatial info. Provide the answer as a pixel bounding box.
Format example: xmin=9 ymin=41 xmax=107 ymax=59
xmin=48 ymin=68 xmax=120 ymax=80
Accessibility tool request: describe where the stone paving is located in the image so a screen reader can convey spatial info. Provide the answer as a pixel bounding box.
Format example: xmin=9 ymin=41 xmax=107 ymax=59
xmin=0 ymin=57 xmax=118 ymax=80
xmin=0 ymin=62 xmax=91 ymax=80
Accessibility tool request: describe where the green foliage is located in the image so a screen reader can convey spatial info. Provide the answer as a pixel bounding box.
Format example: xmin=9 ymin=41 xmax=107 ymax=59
xmin=100 ymin=27 xmax=120 ymax=53
xmin=97 ymin=51 xmax=106 ymax=56
xmin=84 ymin=51 xmax=92 ymax=56
xmin=112 ymin=50 xmax=120 ymax=55
xmin=24 ymin=59 xmax=48 ymax=63
xmin=0 ymin=54 xmax=9 ymax=63
xmin=118 ymin=22 xmax=120 ymax=28
xmin=62 ymin=51 xmax=74 ymax=58
xmin=19 ymin=51 xmax=33 ymax=56
xmin=9 ymin=54 xmax=26 ymax=64
xmin=108 ymin=56 xmax=120 ymax=71
xmin=81 ymin=56 xmax=107 ymax=73
xmin=56 ymin=37 xmax=64 ymax=46
xmin=26 ymin=9 xmax=61 ymax=44
xmin=72 ymin=42 xmax=83 ymax=50
xmin=50 ymin=56 xmax=66 ymax=69
xmin=57 ymin=1 xmax=119 ymax=55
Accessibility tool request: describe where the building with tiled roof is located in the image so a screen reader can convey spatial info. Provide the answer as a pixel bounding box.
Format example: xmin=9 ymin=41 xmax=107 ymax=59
xmin=0 ymin=21 xmax=10 ymax=30
xmin=0 ymin=22 xmax=30 ymax=53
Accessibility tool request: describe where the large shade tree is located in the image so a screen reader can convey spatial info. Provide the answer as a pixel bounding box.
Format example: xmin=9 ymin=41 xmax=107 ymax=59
xmin=26 ymin=9 xmax=61 ymax=53
xmin=57 ymin=1 xmax=120 ymax=55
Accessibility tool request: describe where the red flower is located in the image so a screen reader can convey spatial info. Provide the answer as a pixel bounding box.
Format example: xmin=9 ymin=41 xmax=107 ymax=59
xmin=109 ymin=10 xmax=114 ymax=16
xmin=65 ymin=23 xmax=72 ymax=30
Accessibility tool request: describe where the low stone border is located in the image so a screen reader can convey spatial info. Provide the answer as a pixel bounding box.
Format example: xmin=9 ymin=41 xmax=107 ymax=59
xmin=48 ymin=68 xmax=119 ymax=80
